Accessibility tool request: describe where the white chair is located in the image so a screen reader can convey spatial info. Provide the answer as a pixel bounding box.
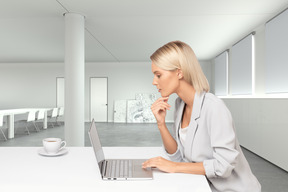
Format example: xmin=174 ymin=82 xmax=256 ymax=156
xmin=35 ymin=109 xmax=45 ymax=130
xmin=0 ymin=114 xmax=7 ymax=141
xmin=27 ymin=110 xmax=39 ymax=132
xmin=56 ymin=107 xmax=64 ymax=125
xmin=15 ymin=112 xmax=30 ymax=135
xmin=48 ymin=108 xmax=58 ymax=128
xmin=15 ymin=111 xmax=38 ymax=135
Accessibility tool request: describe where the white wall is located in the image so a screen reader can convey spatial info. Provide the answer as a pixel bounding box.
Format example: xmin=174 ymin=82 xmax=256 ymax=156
xmin=254 ymin=25 xmax=266 ymax=96
xmin=212 ymin=24 xmax=288 ymax=171
xmin=0 ymin=63 xmax=63 ymax=109
xmin=0 ymin=60 xmax=212 ymax=123
xmin=223 ymin=98 xmax=288 ymax=171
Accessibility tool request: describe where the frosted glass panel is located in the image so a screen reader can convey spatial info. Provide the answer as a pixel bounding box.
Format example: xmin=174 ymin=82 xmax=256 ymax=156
xmin=265 ymin=9 xmax=288 ymax=93
xmin=114 ymin=100 xmax=127 ymax=123
xmin=231 ymin=34 xmax=253 ymax=95
xmin=214 ymin=51 xmax=228 ymax=96
xmin=135 ymin=93 xmax=157 ymax=123
xmin=127 ymin=100 xmax=144 ymax=123
xmin=126 ymin=93 xmax=158 ymax=123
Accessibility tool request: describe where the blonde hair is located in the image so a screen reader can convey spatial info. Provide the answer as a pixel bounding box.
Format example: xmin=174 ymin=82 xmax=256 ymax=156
xmin=150 ymin=40 xmax=210 ymax=93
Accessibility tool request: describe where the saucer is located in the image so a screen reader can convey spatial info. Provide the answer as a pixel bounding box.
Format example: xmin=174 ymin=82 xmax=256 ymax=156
xmin=38 ymin=148 xmax=68 ymax=157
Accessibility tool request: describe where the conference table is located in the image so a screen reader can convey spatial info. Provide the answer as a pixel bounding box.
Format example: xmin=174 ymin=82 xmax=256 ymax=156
xmin=0 ymin=147 xmax=212 ymax=192
xmin=0 ymin=108 xmax=52 ymax=139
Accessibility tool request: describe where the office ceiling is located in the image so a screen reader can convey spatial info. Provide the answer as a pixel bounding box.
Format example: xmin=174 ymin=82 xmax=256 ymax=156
xmin=0 ymin=0 xmax=288 ymax=63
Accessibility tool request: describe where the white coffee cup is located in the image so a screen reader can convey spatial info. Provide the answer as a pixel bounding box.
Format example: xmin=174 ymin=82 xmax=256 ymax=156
xmin=43 ymin=138 xmax=66 ymax=154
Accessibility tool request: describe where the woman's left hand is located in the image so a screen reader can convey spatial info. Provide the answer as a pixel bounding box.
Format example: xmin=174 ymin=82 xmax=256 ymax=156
xmin=142 ymin=156 xmax=177 ymax=173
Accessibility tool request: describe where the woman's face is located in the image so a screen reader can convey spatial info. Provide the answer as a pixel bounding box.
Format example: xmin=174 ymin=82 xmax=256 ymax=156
xmin=151 ymin=62 xmax=180 ymax=97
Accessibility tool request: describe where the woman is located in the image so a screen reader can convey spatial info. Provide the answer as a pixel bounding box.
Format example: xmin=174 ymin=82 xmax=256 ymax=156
xmin=142 ymin=41 xmax=261 ymax=192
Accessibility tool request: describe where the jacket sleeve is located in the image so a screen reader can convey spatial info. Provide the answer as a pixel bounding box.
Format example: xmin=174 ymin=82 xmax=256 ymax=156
xmin=203 ymin=99 xmax=239 ymax=179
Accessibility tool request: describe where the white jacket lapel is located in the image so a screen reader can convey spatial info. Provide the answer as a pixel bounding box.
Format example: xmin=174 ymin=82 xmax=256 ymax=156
xmin=174 ymin=99 xmax=185 ymax=157
xmin=184 ymin=92 xmax=206 ymax=161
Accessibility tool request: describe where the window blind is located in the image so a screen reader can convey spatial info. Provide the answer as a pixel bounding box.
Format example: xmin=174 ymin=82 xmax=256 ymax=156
xmin=265 ymin=9 xmax=288 ymax=93
xmin=230 ymin=34 xmax=254 ymax=95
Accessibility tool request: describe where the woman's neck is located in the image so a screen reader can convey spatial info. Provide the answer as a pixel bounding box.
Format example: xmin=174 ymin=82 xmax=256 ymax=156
xmin=176 ymin=80 xmax=196 ymax=108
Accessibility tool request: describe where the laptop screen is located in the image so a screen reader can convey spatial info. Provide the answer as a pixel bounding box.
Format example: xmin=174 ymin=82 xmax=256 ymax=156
xmin=88 ymin=119 xmax=105 ymax=165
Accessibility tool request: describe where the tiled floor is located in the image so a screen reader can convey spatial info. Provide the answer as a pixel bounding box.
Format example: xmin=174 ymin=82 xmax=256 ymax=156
xmin=1 ymin=122 xmax=288 ymax=192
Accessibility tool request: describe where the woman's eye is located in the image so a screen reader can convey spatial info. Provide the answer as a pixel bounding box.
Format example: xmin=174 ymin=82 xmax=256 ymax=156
xmin=157 ymin=75 xmax=161 ymax=78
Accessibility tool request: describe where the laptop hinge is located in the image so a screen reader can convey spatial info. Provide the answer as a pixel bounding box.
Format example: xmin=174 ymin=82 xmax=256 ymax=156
xmin=100 ymin=160 xmax=107 ymax=177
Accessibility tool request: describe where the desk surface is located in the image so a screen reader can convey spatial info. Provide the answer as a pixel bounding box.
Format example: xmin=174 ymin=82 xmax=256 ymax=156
xmin=0 ymin=108 xmax=51 ymax=115
xmin=0 ymin=147 xmax=211 ymax=192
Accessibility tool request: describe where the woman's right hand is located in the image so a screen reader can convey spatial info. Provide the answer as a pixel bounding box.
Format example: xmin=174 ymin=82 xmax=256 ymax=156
xmin=151 ymin=97 xmax=171 ymax=126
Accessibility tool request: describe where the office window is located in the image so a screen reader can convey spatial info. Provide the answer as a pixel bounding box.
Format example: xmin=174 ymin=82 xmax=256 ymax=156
xmin=265 ymin=9 xmax=288 ymax=93
xmin=214 ymin=51 xmax=228 ymax=96
xmin=230 ymin=34 xmax=254 ymax=95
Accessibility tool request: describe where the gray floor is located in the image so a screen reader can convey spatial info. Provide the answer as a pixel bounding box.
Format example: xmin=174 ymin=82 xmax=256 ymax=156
xmin=1 ymin=122 xmax=288 ymax=192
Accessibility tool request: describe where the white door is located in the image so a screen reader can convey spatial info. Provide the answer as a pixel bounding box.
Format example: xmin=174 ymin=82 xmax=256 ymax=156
xmin=90 ymin=77 xmax=108 ymax=122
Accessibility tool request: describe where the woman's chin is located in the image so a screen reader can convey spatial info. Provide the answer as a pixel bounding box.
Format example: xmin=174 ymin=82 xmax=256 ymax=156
xmin=160 ymin=92 xmax=170 ymax=97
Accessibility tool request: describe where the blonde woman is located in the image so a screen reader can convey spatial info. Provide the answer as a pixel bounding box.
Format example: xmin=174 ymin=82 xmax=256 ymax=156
xmin=142 ymin=41 xmax=261 ymax=192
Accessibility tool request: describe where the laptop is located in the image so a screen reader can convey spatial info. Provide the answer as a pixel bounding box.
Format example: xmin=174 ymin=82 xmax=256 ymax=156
xmin=88 ymin=119 xmax=153 ymax=180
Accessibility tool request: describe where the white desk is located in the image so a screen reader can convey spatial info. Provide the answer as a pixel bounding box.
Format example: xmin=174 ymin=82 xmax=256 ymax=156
xmin=0 ymin=108 xmax=51 ymax=139
xmin=0 ymin=147 xmax=211 ymax=192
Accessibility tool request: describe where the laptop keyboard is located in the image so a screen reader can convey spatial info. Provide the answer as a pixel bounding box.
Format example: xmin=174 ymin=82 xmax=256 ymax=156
xmin=106 ymin=160 xmax=133 ymax=178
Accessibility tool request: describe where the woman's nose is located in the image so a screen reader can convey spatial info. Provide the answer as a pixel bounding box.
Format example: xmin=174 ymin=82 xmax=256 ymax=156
xmin=152 ymin=77 xmax=157 ymax=85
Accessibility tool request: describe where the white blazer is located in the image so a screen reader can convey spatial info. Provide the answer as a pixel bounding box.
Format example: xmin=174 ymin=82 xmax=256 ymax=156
xmin=166 ymin=92 xmax=261 ymax=192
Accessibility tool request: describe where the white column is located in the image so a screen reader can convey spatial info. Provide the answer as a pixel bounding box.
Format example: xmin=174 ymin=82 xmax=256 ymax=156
xmin=64 ymin=13 xmax=85 ymax=146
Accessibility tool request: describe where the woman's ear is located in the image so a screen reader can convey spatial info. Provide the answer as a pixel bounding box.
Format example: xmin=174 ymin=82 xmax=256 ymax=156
xmin=177 ymin=69 xmax=184 ymax=79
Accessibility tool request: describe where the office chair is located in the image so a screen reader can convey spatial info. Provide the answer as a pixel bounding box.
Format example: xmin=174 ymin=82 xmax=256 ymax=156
xmin=0 ymin=114 xmax=7 ymax=141
xmin=35 ymin=109 xmax=45 ymax=131
xmin=15 ymin=111 xmax=38 ymax=135
xmin=48 ymin=108 xmax=58 ymax=128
